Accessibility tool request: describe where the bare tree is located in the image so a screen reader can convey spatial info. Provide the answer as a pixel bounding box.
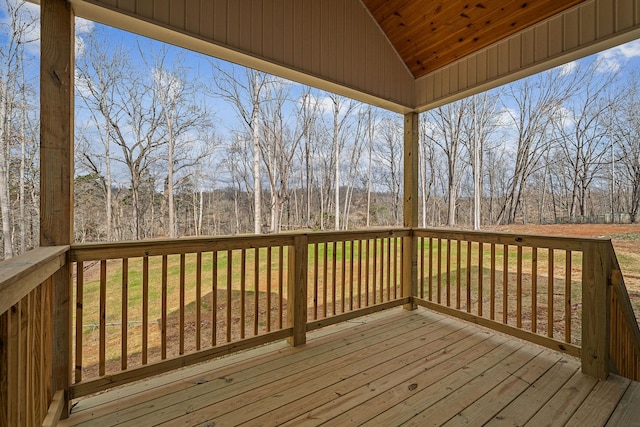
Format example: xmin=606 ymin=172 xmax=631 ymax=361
xmin=150 ymin=50 xmax=211 ymax=237
xmin=0 ymin=0 xmax=37 ymax=257
xmin=376 ymin=115 xmax=403 ymax=226
xmin=497 ymin=68 xmax=574 ymax=224
xmin=423 ymin=100 xmax=468 ymax=226
xmin=462 ymin=92 xmax=500 ymax=230
xmin=208 ymin=64 xmax=269 ymax=234
xmin=259 ymin=78 xmax=304 ymax=233
xmin=364 ymin=106 xmax=378 ymax=227
xmin=611 ymin=73 xmax=640 ymax=222
xmin=553 ymin=63 xmax=617 ymax=219
xmin=418 ymin=114 xmax=439 ymax=227
xmin=327 ymin=94 xmax=356 ymax=230
xmin=76 ymin=31 xmax=126 ymax=241
xmin=298 ymin=87 xmax=319 ymax=228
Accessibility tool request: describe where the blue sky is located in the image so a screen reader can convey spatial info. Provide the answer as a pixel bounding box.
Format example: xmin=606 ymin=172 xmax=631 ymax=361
xmin=4 ymin=0 xmax=640 ymax=139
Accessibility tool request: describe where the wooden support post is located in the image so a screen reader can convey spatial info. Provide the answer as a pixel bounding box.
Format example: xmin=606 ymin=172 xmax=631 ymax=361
xmin=40 ymin=0 xmax=74 ymax=417
xmin=581 ymin=241 xmax=610 ymax=380
xmin=288 ymin=235 xmax=308 ymax=346
xmin=403 ymin=112 xmax=419 ymax=310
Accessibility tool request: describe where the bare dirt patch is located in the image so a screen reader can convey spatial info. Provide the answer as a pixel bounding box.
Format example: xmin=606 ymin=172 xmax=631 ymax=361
xmin=485 ymin=223 xmax=640 ymax=238
xmin=487 ymin=223 xmax=640 ymax=317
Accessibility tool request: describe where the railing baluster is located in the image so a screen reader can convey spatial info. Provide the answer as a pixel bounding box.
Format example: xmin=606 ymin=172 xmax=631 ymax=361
xmin=386 ymin=237 xmax=392 ymax=301
xmin=313 ymin=243 xmax=319 ymax=320
xmin=278 ymin=246 xmax=284 ymax=329
xmin=548 ymin=248 xmax=554 ymax=338
xmin=180 ymin=254 xmax=186 ymax=355
xmin=446 ymin=239 xmax=451 ymax=307
xmin=565 ymin=250 xmax=572 ymax=343
xmin=161 ymin=255 xmax=168 ymax=359
xmin=400 ymin=237 xmax=404 ymax=298
xmin=503 ymin=245 xmax=508 ymax=325
xmin=196 ymin=253 xmax=202 ymax=350
xmin=121 ymin=259 xmax=128 ymax=370
xmin=357 ymin=240 xmax=363 ymax=309
xmin=466 ymin=241 xmax=472 ymax=313
xmin=99 ymin=260 xmax=106 ymax=376
xmin=254 ymin=248 xmax=259 ymax=336
xmin=323 ymin=243 xmax=328 ymax=317
xmin=532 ymin=247 xmax=538 ymax=333
xmin=379 ymin=238 xmax=385 ymax=304
xmin=428 ymin=237 xmax=433 ymax=301
xmin=437 ymin=238 xmax=442 ymax=304
xmin=142 ymin=256 xmax=149 ymax=365
xmin=75 ymin=262 xmax=83 ymax=383
xmin=240 ymin=249 xmax=246 ymax=339
xmin=226 ymin=250 xmax=232 ymax=343
xmin=517 ymin=246 xmax=523 ymax=328
xmin=420 ymin=237 xmax=425 ymax=299
xmin=478 ymin=242 xmax=483 ymax=317
xmin=456 ymin=240 xmax=461 ymax=310
xmin=342 ymin=240 xmax=347 ymax=312
xmin=266 ymin=248 xmax=271 ymax=332
xmin=393 ymin=237 xmax=402 ymax=298
xmin=332 ymin=242 xmax=337 ymax=314
xmin=350 ymin=240 xmax=355 ymax=310
xmin=365 ymin=239 xmax=370 ymax=306
xmin=490 ymin=243 xmax=495 ymax=320
xmin=372 ymin=239 xmax=378 ymax=305
xmin=212 ymin=250 xmax=218 ymax=345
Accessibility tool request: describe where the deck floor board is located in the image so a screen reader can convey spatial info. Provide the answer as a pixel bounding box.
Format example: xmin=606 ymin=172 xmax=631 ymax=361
xmin=60 ymin=308 xmax=639 ymax=427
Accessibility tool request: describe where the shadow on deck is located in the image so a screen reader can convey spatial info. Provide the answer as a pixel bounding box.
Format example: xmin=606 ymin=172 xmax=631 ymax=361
xmin=60 ymin=308 xmax=640 ymax=426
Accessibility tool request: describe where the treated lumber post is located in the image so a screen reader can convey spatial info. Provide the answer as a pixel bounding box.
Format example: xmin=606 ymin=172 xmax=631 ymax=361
xmin=581 ymin=240 xmax=610 ymax=380
xmin=40 ymin=0 xmax=74 ymax=417
xmin=403 ymin=112 xmax=419 ymax=310
xmin=288 ymin=235 xmax=308 ymax=346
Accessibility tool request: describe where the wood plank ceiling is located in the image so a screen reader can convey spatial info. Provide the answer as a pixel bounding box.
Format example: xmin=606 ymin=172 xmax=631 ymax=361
xmin=363 ymin=0 xmax=586 ymax=78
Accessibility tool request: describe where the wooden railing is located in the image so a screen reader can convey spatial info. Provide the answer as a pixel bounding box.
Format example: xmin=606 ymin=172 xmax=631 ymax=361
xmin=609 ymin=245 xmax=640 ymax=381
xmin=0 ymin=246 xmax=69 ymax=427
xmin=69 ymin=229 xmax=410 ymax=398
xmin=411 ymin=229 xmax=640 ymax=380
xmin=70 ymin=234 xmax=295 ymax=398
xmin=2 ymin=228 xmax=638 ymax=423
xmin=305 ymin=230 xmax=410 ymax=331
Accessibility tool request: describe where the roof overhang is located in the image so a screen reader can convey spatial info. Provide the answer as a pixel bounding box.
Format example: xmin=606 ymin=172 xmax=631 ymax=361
xmin=64 ymin=0 xmax=640 ymax=113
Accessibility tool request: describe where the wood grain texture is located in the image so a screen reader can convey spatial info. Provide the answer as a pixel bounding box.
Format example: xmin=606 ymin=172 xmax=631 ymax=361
xmin=40 ymin=0 xmax=74 ymax=418
xmin=57 ymin=309 xmax=635 ymax=427
xmin=0 ymin=246 xmax=68 ymax=315
xmin=287 ymin=236 xmax=308 ymax=346
xmin=581 ymin=241 xmax=611 ymax=379
xmin=363 ymin=0 xmax=584 ymax=77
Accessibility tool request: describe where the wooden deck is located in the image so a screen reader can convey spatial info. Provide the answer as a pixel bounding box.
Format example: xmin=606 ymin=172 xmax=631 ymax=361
xmin=60 ymin=308 xmax=640 ymax=427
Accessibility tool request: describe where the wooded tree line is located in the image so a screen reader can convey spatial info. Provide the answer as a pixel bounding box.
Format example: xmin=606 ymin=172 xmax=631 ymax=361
xmin=2 ymin=6 xmax=640 ymax=259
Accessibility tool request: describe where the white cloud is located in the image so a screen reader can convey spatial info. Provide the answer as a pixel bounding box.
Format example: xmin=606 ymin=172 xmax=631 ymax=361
xmin=552 ymin=106 xmax=574 ymax=130
xmin=559 ymin=61 xmax=578 ymax=76
xmin=494 ymin=107 xmax=516 ymax=127
xmin=595 ymin=39 xmax=640 ymax=73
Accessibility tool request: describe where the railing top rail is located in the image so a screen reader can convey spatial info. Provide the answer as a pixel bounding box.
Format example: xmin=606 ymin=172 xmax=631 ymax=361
xmin=71 ymin=234 xmax=297 ymax=262
xmin=0 ymin=245 xmax=69 ymax=315
xmin=70 ymin=228 xmax=412 ymax=261
xmin=414 ymin=228 xmax=610 ymax=251
xmin=307 ymin=228 xmax=411 ymax=244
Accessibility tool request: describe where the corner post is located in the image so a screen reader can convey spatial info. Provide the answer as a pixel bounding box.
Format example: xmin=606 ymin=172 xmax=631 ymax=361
xmin=288 ymin=235 xmax=308 ymax=346
xmin=581 ymin=240 xmax=611 ymax=380
xmin=403 ymin=112 xmax=419 ymax=310
xmin=40 ymin=0 xmax=74 ymax=417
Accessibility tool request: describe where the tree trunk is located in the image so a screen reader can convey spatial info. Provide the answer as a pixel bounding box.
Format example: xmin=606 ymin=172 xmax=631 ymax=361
xmin=252 ymin=70 xmax=262 ymax=234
